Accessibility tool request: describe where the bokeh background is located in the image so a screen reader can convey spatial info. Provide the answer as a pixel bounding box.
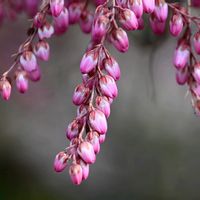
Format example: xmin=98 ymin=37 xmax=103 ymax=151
xmin=0 ymin=8 xmax=200 ymax=200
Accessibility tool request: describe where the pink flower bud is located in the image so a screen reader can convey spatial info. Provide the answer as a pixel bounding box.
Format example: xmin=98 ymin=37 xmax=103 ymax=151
xmin=77 ymin=141 xmax=96 ymax=164
xmin=80 ymin=49 xmax=98 ymax=74
xmin=153 ymin=0 xmax=168 ymax=22
xmin=68 ymin=2 xmax=83 ymax=24
xmin=193 ymin=32 xmax=200 ymax=55
xmin=110 ymin=28 xmax=129 ymax=53
xmin=99 ymin=75 xmax=118 ymax=99
xmin=118 ymin=8 xmax=138 ymax=31
xmin=33 ymin=12 xmax=45 ymax=28
xmin=103 ymin=57 xmax=121 ymax=81
xmin=173 ymin=42 xmax=190 ymax=69
xmin=92 ymin=15 xmax=110 ymax=42
xmin=34 ymin=41 xmax=50 ymax=61
xmin=128 ymin=0 xmax=143 ymax=19
xmin=150 ymin=15 xmax=166 ymax=35
xmin=79 ymin=11 xmax=93 ymax=34
xmin=66 ymin=119 xmax=80 ymax=140
xmin=175 ymin=67 xmax=188 ymax=85
xmin=69 ymin=164 xmax=83 ymax=185
xmin=50 ymin=0 xmax=64 ymax=17
xmin=142 ymin=0 xmax=155 ymax=14
xmin=86 ymin=131 xmax=100 ymax=154
xmin=38 ymin=23 xmax=54 ymax=40
xmin=89 ymin=109 xmax=107 ymax=134
xmin=54 ymin=7 xmax=69 ymax=35
xmin=20 ymin=51 xmax=37 ymax=72
xmin=28 ymin=66 xmax=41 ymax=82
xmin=99 ymin=133 xmax=106 ymax=144
xmin=96 ymin=96 xmax=111 ymax=118
xmin=79 ymin=160 xmax=89 ymax=180
xmin=77 ymin=104 xmax=88 ymax=117
xmin=15 ymin=70 xmax=29 ymax=93
xmin=193 ymin=63 xmax=200 ymax=84
xmin=0 ymin=79 xmax=11 ymax=101
xmin=169 ymin=14 xmax=183 ymax=37
xmin=72 ymin=83 xmax=90 ymax=106
xmin=54 ymin=151 xmax=68 ymax=172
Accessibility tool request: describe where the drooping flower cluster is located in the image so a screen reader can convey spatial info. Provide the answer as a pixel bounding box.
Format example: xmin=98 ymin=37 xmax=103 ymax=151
xmin=0 ymin=0 xmax=200 ymax=185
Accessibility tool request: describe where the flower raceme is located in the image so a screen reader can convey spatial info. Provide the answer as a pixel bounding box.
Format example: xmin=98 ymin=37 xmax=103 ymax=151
xmin=0 ymin=0 xmax=200 ymax=185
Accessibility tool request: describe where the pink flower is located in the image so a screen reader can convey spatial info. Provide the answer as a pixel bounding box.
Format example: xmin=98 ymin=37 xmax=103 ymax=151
xmin=80 ymin=49 xmax=98 ymax=74
xmin=193 ymin=63 xmax=200 ymax=84
xmin=54 ymin=7 xmax=69 ymax=35
xmin=54 ymin=151 xmax=68 ymax=172
xmin=142 ymin=0 xmax=155 ymax=14
xmin=193 ymin=31 xmax=200 ymax=55
xmin=77 ymin=141 xmax=96 ymax=164
xmin=99 ymin=133 xmax=106 ymax=144
xmin=154 ymin=1 xmax=168 ymax=22
xmin=0 ymin=79 xmax=11 ymax=101
xmin=169 ymin=14 xmax=183 ymax=37
xmin=173 ymin=42 xmax=190 ymax=69
xmin=34 ymin=41 xmax=50 ymax=61
xmin=119 ymin=8 xmax=138 ymax=31
xmin=28 ymin=66 xmax=41 ymax=82
xmin=89 ymin=109 xmax=107 ymax=134
xmin=79 ymin=160 xmax=89 ymax=180
xmin=20 ymin=51 xmax=37 ymax=72
xmin=38 ymin=23 xmax=54 ymax=40
xmin=128 ymin=0 xmax=143 ymax=19
xmin=99 ymin=75 xmax=118 ymax=99
xmin=33 ymin=12 xmax=45 ymax=28
xmin=96 ymin=96 xmax=111 ymax=118
xmin=86 ymin=131 xmax=101 ymax=154
xmin=150 ymin=14 xmax=166 ymax=35
xmin=103 ymin=57 xmax=121 ymax=81
xmin=66 ymin=119 xmax=80 ymax=140
xmin=110 ymin=28 xmax=129 ymax=53
xmin=15 ymin=70 xmax=29 ymax=93
xmin=92 ymin=15 xmax=110 ymax=42
xmin=72 ymin=83 xmax=90 ymax=106
xmin=68 ymin=2 xmax=83 ymax=24
xmin=79 ymin=11 xmax=93 ymax=34
xmin=69 ymin=164 xmax=83 ymax=185
xmin=50 ymin=0 xmax=64 ymax=17
xmin=175 ymin=67 xmax=188 ymax=85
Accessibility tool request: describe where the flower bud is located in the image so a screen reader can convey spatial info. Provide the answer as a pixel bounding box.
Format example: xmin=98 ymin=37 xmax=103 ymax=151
xmin=25 ymin=0 xmax=38 ymax=17
xmin=68 ymin=2 xmax=83 ymax=24
xmin=118 ymin=8 xmax=138 ymax=31
xmin=54 ymin=7 xmax=69 ymax=35
xmin=169 ymin=13 xmax=183 ymax=37
xmin=99 ymin=75 xmax=118 ymax=99
xmin=175 ymin=67 xmax=188 ymax=85
xmin=80 ymin=49 xmax=98 ymax=74
xmin=15 ymin=70 xmax=28 ymax=93
xmin=110 ymin=28 xmax=129 ymax=53
xmin=142 ymin=0 xmax=155 ymax=14
xmin=86 ymin=131 xmax=100 ymax=154
xmin=77 ymin=141 xmax=96 ymax=164
xmin=193 ymin=31 xmax=200 ymax=55
xmin=150 ymin=15 xmax=166 ymax=35
xmin=69 ymin=164 xmax=83 ymax=185
xmin=72 ymin=83 xmax=90 ymax=106
xmin=66 ymin=119 xmax=80 ymax=140
xmin=0 ymin=79 xmax=11 ymax=101
xmin=79 ymin=160 xmax=89 ymax=180
xmin=33 ymin=12 xmax=45 ymax=28
xmin=34 ymin=41 xmax=50 ymax=61
xmin=173 ymin=42 xmax=190 ymax=69
xmin=54 ymin=151 xmax=68 ymax=172
xmin=28 ymin=66 xmax=41 ymax=82
xmin=103 ymin=57 xmax=121 ymax=81
xmin=99 ymin=133 xmax=106 ymax=144
xmin=193 ymin=63 xmax=200 ymax=84
xmin=77 ymin=104 xmax=88 ymax=117
xmin=96 ymin=96 xmax=111 ymax=118
xmin=50 ymin=0 xmax=64 ymax=17
xmin=154 ymin=0 xmax=168 ymax=22
xmin=79 ymin=11 xmax=93 ymax=34
xmin=20 ymin=51 xmax=37 ymax=72
xmin=38 ymin=23 xmax=54 ymax=40
xmin=89 ymin=109 xmax=107 ymax=134
xmin=92 ymin=15 xmax=110 ymax=42
xmin=128 ymin=0 xmax=143 ymax=19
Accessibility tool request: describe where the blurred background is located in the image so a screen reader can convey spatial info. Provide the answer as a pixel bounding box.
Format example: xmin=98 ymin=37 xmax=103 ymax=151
xmin=1 ymin=9 xmax=200 ymax=200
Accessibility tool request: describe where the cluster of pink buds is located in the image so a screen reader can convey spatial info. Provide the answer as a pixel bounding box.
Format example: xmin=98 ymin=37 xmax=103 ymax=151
xmin=1 ymin=0 xmax=200 ymax=185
